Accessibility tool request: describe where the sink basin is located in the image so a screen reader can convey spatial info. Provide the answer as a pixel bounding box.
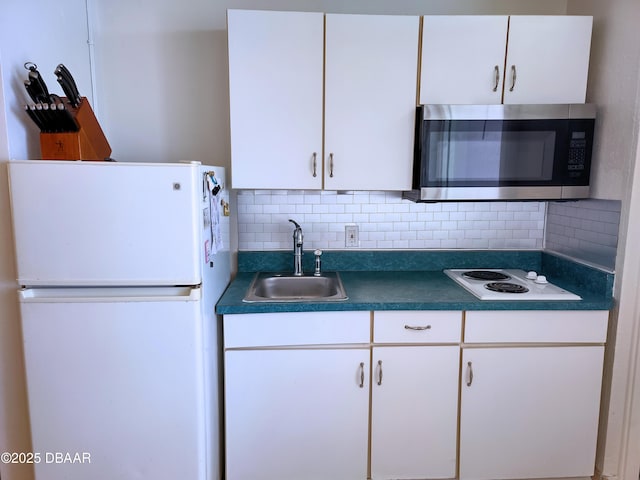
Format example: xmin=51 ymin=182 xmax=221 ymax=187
xmin=243 ymin=272 xmax=348 ymax=302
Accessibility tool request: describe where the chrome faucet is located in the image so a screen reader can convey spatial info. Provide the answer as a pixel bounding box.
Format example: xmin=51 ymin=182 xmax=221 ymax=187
xmin=289 ymin=219 xmax=304 ymax=276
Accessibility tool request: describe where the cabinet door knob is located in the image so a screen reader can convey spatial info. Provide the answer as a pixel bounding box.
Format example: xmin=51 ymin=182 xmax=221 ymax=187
xmin=509 ymin=65 xmax=517 ymax=92
xmin=466 ymin=361 xmax=474 ymax=387
xmin=377 ymin=360 xmax=383 ymax=386
xmin=359 ymin=362 xmax=365 ymax=388
xmin=329 ymin=153 xmax=334 ymax=178
xmin=312 ymin=152 xmax=317 ymax=178
xmin=493 ymin=65 xmax=500 ymax=92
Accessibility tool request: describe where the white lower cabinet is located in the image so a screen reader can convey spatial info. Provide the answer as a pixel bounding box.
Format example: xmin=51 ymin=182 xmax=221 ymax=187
xmin=223 ymin=311 xmax=371 ymax=480
xmin=371 ymin=345 xmax=460 ymax=479
xmin=459 ymin=310 xmax=608 ymax=480
xmin=460 ymin=346 xmax=604 ymax=480
xmin=371 ymin=310 xmax=462 ymax=480
xmin=224 ymin=309 xmax=607 ymax=480
xmin=225 ymin=348 xmax=370 ymax=480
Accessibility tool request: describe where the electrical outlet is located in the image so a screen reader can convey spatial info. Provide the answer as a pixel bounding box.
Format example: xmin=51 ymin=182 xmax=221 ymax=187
xmin=345 ymin=224 xmax=359 ymax=248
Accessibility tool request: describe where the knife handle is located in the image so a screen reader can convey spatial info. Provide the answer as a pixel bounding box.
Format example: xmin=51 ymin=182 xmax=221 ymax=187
xmin=24 ymin=105 xmax=44 ymax=130
xmin=28 ymin=69 xmax=50 ymax=101
xmin=55 ymin=64 xmax=81 ymax=107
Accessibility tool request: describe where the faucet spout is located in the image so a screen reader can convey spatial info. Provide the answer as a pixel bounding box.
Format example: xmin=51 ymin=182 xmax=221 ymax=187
xmin=289 ymin=219 xmax=304 ymax=276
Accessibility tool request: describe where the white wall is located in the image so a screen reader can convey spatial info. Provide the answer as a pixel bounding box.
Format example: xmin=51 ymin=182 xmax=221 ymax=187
xmin=566 ymin=0 xmax=640 ymax=478
xmin=0 ymin=55 xmax=32 ymax=480
xmin=91 ymin=0 xmax=568 ymax=165
xmin=568 ymin=0 xmax=640 ymax=202
xmin=0 ymin=2 xmax=93 ymax=480
xmin=0 ymin=0 xmax=93 ymax=161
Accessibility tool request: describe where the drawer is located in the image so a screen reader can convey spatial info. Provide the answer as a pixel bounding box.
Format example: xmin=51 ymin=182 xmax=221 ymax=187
xmin=374 ymin=310 xmax=462 ymax=344
xmin=223 ymin=311 xmax=371 ymax=348
xmin=464 ymin=310 xmax=609 ymax=343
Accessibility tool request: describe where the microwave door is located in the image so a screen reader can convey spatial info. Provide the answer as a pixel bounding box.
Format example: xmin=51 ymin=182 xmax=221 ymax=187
xmin=410 ymin=105 xmax=595 ymax=201
xmin=425 ymin=120 xmax=558 ymax=185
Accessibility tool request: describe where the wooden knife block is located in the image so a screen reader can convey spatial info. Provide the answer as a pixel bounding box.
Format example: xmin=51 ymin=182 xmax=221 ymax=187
xmin=40 ymin=97 xmax=112 ymax=161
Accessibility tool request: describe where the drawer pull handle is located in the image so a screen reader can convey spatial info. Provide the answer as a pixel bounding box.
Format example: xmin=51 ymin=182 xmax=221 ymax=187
xmin=377 ymin=360 xmax=383 ymax=386
xmin=466 ymin=361 xmax=474 ymax=387
xmin=404 ymin=324 xmax=431 ymax=331
xmin=359 ymin=362 xmax=365 ymax=388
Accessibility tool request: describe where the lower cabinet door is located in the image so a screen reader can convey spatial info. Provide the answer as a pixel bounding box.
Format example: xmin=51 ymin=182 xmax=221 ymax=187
xmin=225 ymin=348 xmax=370 ymax=480
xmin=460 ymin=346 xmax=605 ymax=480
xmin=371 ymin=346 xmax=460 ymax=479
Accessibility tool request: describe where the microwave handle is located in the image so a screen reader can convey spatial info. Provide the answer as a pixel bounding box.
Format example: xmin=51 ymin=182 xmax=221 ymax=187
xmin=509 ymin=65 xmax=517 ymax=92
xmin=493 ymin=65 xmax=500 ymax=92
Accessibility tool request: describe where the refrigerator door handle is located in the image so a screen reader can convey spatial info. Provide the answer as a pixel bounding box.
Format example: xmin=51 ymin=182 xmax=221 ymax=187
xmin=18 ymin=286 xmax=202 ymax=303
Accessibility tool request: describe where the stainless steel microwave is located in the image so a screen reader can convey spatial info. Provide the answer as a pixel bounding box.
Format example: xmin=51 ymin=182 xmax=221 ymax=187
xmin=404 ymin=104 xmax=596 ymax=202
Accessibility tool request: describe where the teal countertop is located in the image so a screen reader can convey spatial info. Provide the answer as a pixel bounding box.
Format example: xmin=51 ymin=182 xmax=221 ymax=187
xmin=216 ymin=250 xmax=614 ymax=314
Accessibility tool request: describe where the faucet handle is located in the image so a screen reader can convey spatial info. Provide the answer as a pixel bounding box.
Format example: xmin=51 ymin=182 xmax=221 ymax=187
xmin=314 ymin=249 xmax=322 ymax=276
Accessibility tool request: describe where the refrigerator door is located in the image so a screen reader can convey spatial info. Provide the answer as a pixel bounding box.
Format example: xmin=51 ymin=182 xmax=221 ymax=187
xmin=8 ymin=160 xmax=202 ymax=286
xmin=19 ymin=286 xmax=208 ymax=480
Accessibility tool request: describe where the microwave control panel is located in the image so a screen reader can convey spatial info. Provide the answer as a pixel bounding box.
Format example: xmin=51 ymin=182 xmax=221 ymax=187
xmin=567 ymin=131 xmax=588 ymax=177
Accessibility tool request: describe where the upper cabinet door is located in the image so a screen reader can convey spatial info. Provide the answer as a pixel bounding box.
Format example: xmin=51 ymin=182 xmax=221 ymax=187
xmin=504 ymin=16 xmax=592 ymax=104
xmin=324 ymin=14 xmax=419 ymax=191
xmin=227 ymin=10 xmax=324 ymax=189
xmin=420 ymin=16 xmax=509 ymax=105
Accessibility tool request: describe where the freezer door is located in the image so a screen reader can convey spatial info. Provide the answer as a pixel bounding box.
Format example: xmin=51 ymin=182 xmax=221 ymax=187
xmin=8 ymin=161 xmax=202 ymax=286
xmin=18 ymin=286 xmax=211 ymax=480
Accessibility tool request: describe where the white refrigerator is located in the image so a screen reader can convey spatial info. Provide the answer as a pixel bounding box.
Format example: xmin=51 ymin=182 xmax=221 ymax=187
xmin=7 ymin=160 xmax=230 ymax=480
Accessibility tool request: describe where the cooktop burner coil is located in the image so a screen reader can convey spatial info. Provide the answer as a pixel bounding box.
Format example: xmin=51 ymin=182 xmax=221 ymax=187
xmin=484 ymin=282 xmax=530 ymax=294
xmin=462 ymin=270 xmax=511 ymax=281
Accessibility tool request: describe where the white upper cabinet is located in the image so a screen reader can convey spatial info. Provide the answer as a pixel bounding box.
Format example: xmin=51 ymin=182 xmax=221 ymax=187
xmin=227 ymin=10 xmax=418 ymax=190
xmin=420 ymin=16 xmax=509 ymax=104
xmin=504 ymin=16 xmax=592 ymax=104
xmin=419 ymin=15 xmax=592 ymax=105
xmin=324 ymin=14 xmax=419 ymax=191
xmin=227 ymin=10 xmax=324 ymax=189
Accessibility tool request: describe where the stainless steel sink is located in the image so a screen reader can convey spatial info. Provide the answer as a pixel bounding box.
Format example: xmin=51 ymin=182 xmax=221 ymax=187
xmin=243 ymin=272 xmax=348 ymax=303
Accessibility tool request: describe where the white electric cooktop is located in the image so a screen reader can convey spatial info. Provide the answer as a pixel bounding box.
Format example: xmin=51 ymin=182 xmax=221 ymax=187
xmin=444 ymin=269 xmax=581 ymax=301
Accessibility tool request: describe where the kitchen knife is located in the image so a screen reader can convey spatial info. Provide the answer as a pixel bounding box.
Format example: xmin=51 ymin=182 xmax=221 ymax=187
xmin=41 ymin=103 xmax=60 ymax=132
xmin=27 ymin=68 xmax=50 ymax=103
xmin=24 ymin=78 xmax=49 ymax=104
xmin=24 ymin=80 xmax=40 ymax=103
xmin=57 ymin=64 xmax=80 ymax=97
xmin=34 ymin=103 xmax=49 ymax=131
xmin=56 ymin=102 xmax=79 ymax=132
xmin=24 ymin=104 xmax=45 ymax=130
xmin=55 ymin=64 xmax=81 ymax=107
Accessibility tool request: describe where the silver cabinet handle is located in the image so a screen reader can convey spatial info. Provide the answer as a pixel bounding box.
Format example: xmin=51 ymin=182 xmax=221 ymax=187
xmin=493 ymin=65 xmax=500 ymax=92
xmin=466 ymin=361 xmax=473 ymax=387
xmin=404 ymin=324 xmax=431 ymax=331
xmin=509 ymin=65 xmax=517 ymax=92
xmin=359 ymin=362 xmax=365 ymax=388
xmin=312 ymin=152 xmax=317 ymax=178
xmin=329 ymin=153 xmax=334 ymax=178
xmin=377 ymin=360 xmax=383 ymax=386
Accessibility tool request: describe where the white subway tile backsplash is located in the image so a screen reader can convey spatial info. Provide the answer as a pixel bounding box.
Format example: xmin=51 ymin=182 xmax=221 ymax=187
xmin=545 ymin=199 xmax=621 ymax=270
xmin=236 ymin=190 xmax=548 ymax=251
